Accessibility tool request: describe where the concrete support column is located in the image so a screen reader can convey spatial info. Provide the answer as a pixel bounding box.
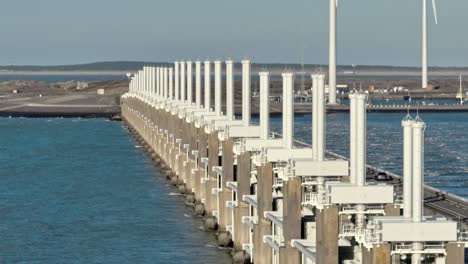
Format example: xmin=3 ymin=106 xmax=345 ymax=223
xmin=175 ymin=62 xmax=180 ymax=101
xmin=259 ymin=72 xmax=270 ymax=140
xmin=234 ymin=152 xmax=251 ymax=251
xmin=242 ymin=60 xmax=251 ymax=126
xmin=316 ymin=205 xmax=339 ymax=264
xmin=187 ymin=61 xmax=193 ymax=105
xmin=207 ymin=132 xmax=219 ymax=216
xmin=412 ymin=119 xmax=425 ymax=223
xmin=349 ymin=93 xmax=357 ymax=184
xmin=169 ymin=68 xmax=173 ymax=100
xmin=226 ymin=60 xmax=234 ymax=120
xmin=180 ymin=61 xmax=186 ymax=103
xmin=156 ymin=67 xmax=160 ymax=99
xmin=219 ymin=139 xmax=234 ymax=231
xmin=279 ymin=177 xmax=302 ymax=264
xmin=411 ymin=119 xmax=426 ymax=264
xmin=254 ymin=163 xmax=273 ymax=264
xmin=362 ymin=243 xmax=392 ymax=264
xmin=214 ymin=60 xmax=222 ymax=116
xmin=195 ymin=61 xmax=202 ymax=108
xmin=204 ymin=61 xmax=211 ymax=111
xmin=163 ymin=67 xmax=167 ymax=99
xmin=446 ymin=242 xmax=465 ymax=264
xmin=160 ymin=67 xmax=164 ymax=99
xmin=402 ymin=117 xmax=414 ymax=218
xmin=356 ymin=93 xmax=367 ymax=186
xmin=312 ymin=75 xmax=318 ymax=160
xmin=316 ymin=74 xmax=326 ymax=161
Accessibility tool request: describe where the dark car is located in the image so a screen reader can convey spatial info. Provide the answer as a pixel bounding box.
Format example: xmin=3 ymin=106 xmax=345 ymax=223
xmin=374 ymin=172 xmax=392 ymax=181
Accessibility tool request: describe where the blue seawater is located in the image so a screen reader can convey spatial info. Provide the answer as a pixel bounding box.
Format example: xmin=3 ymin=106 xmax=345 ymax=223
xmin=0 ymin=118 xmax=231 ymax=263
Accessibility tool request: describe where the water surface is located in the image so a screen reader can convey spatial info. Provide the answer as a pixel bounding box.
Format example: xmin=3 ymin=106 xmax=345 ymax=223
xmin=0 ymin=118 xmax=231 ymax=263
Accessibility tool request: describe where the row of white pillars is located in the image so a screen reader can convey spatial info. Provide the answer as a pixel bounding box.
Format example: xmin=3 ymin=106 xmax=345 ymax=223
xmin=282 ymin=73 xmax=294 ymax=149
xmin=130 ymin=60 xmax=254 ymax=124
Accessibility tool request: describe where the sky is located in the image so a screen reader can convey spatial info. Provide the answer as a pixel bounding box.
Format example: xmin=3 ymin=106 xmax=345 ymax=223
xmin=1 ymin=0 xmax=467 ymax=67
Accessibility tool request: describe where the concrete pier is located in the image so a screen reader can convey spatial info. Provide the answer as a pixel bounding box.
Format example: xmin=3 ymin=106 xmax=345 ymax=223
xmin=121 ymin=62 xmax=467 ymax=264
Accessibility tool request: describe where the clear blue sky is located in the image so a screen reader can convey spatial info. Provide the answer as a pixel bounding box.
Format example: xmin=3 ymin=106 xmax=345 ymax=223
xmin=1 ymin=0 xmax=467 ymax=66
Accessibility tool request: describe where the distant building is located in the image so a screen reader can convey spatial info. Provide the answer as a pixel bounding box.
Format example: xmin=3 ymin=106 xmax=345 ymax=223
xmin=76 ymin=81 xmax=89 ymax=90
xmin=97 ymin=89 xmax=105 ymax=95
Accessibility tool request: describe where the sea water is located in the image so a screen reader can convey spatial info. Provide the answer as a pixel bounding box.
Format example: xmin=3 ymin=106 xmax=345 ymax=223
xmin=0 ymin=118 xmax=231 ymax=263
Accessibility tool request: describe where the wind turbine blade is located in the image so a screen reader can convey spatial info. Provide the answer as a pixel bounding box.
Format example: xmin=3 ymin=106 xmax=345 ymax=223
xmin=432 ymin=0 xmax=438 ymax=24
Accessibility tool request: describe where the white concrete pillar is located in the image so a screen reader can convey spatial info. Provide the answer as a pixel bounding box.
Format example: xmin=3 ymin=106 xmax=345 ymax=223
xmin=259 ymin=72 xmax=270 ymax=140
xmin=312 ymin=75 xmax=319 ymax=160
xmin=214 ymin=60 xmax=222 ymax=116
xmin=180 ymin=61 xmax=186 ymax=103
xmin=169 ymin=68 xmax=174 ymax=100
xmin=159 ymin=67 xmax=164 ymax=98
xmin=328 ymin=0 xmax=337 ymax=104
xmin=138 ymin=70 xmax=143 ymax=98
xmin=164 ymin=67 xmax=168 ymax=99
xmin=226 ymin=60 xmax=234 ymax=120
xmin=356 ymin=93 xmax=367 ymax=186
xmin=242 ymin=60 xmax=251 ymax=126
xmin=282 ymin=72 xmax=294 ymax=149
xmin=151 ymin=67 xmax=155 ymax=99
xmin=195 ymin=61 xmax=202 ymax=108
xmin=204 ymin=61 xmax=211 ymax=111
xmin=142 ymin=69 xmax=145 ymax=99
xmin=175 ymin=62 xmax=180 ymax=101
xmin=316 ymin=74 xmax=326 ymax=161
xmin=349 ymin=92 xmax=357 ymax=184
xmin=187 ymin=61 xmax=193 ymax=104
xmin=412 ymin=119 xmax=425 ymax=223
xmin=402 ymin=117 xmax=414 ymax=218
xmin=156 ymin=67 xmax=160 ymax=98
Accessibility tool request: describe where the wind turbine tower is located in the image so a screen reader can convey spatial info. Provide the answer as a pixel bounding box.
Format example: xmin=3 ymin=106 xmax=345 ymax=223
xmin=422 ymin=0 xmax=438 ymax=89
xmin=328 ymin=0 xmax=337 ymax=104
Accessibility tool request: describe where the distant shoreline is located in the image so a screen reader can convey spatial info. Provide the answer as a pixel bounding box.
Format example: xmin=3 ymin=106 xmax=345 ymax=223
xmin=1 ymin=69 xmax=467 ymax=77
xmin=0 ymin=70 xmax=128 ymax=76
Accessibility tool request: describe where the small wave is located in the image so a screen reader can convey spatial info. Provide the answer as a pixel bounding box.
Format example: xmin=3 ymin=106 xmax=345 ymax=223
xmin=183 ymin=213 xmax=191 ymax=218
xmin=134 ymin=145 xmax=142 ymax=148
xmin=198 ymin=226 xmax=205 ymax=231
xmin=168 ymin=192 xmax=182 ymax=196
xmin=205 ymin=244 xmax=217 ymax=248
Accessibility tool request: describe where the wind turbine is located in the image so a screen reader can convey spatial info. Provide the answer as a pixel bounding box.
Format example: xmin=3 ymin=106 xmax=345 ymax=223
xmin=328 ymin=0 xmax=338 ymax=104
xmin=422 ymin=0 xmax=438 ymax=89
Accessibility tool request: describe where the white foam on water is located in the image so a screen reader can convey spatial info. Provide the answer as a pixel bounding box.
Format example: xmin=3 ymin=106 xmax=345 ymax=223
xmin=168 ymin=192 xmax=182 ymax=196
